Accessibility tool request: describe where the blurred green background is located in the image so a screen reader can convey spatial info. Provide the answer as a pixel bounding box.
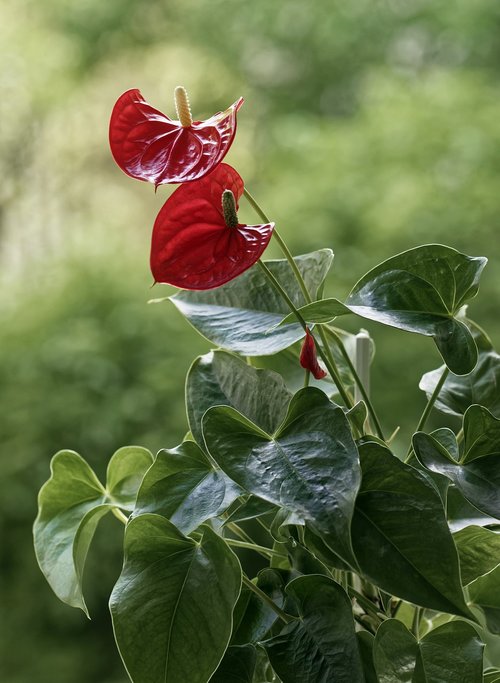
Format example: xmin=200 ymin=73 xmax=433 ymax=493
xmin=2 ymin=0 xmax=500 ymax=680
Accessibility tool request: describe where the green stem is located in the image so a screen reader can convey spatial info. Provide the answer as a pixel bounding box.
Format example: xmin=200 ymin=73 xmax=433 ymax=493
xmin=412 ymin=606 xmax=423 ymax=638
xmin=245 ymin=188 xmax=353 ymax=408
xmin=226 ymin=539 xmax=282 ymax=559
xmin=325 ymin=326 xmax=385 ymax=439
xmin=257 ymin=259 xmax=352 ymax=406
xmin=242 ymin=574 xmax=294 ymax=624
xmin=348 ymin=586 xmax=385 ymax=622
xmin=405 ymin=366 xmax=450 ymax=462
xmin=112 ymin=508 xmax=129 ymax=525
xmin=303 ymin=370 xmax=311 ymax=387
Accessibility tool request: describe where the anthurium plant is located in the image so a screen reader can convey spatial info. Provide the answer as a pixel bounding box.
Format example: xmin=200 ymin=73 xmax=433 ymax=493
xmin=34 ymin=87 xmax=500 ymax=683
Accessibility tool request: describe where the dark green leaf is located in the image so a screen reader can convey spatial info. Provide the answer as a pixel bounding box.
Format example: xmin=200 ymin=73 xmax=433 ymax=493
xmin=186 ymin=350 xmax=292 ymax=448
xmin=352 ymin=442 xmax=472 ymax=617
xmin=468 ymin=564 xmax=500 ymax=634
xmin=223 ymin=496 xmax=278 ymax=526
xmin=373 ymin=620 xmax=418 ymax=682
xmin=484 ymin=668 xmax=500 ymax=683
xmin=211 ymin=645 xmax=257 ymax=683
xmin=134 ymin=441 xmax=239 ymax=534
xmin=463 ymin=405 xmax=500 ymax=463
xmin=203 ymin=387 xmax=361 ymax=567
xmin=373 ymin=619 xmax=483 ymax=682
xmin=413 ymin=430 xmax=500 ymax=520
xmin=357 ymin=631 xmax=378 ymax=683
xmin=34 ymin=447 xmax=153 ymax=615
xmin=454 ymin=526 xmax=500 ymax=585
xmin=232 ymin=569 xmax=285 ymax=646
xmin=420 ymin=322 xmax=500 ymax=418
xmin=447 ymin=486 xmax=499 ymax=532
xmin=110 ymin=515 xmax=241 ymax=683
xmin=264 ymin=575 xmax=364 ymax=683
xmin=170 ymin=250 xmax=333 ymax=356
xmin=281 ymin=245 xmax=486 ymax=374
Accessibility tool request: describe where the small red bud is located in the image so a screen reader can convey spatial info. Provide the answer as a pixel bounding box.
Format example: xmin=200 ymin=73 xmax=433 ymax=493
xmin=300 ymin=328 xmax=327 ymax=380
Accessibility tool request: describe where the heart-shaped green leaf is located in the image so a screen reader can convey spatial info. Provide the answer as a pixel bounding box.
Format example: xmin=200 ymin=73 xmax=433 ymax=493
xmin=263 ymin=575 xmax=364 ymax=683
xmin=34 ymin=447 xmax=153 ymax=615
xmin=420 ymin=322 xmax=500 ymax=417
xmin=203 ymin=387 xmax=361 ymax=568
xmin=110 ymin=515 xmax=241 ymax=683
xmin=170 ymin=250 xmax=333 ymax=356
xmin=447 ymin=486 xmax=500 ymax=532
xmin=413 ymin=427 xmax=500 ymax=520
xmin=186 ymin=350 xmax=292 ymax=448
xmin=211 ymin=645 xmax=257 ymax=683
xmin=463 ymin=405 xmax=500 ymax=463
xmin=357 ymin=631 xmax=378 ymax=683
xmin=134 ymin=441 xmax=240 ymax=534
xmin=352 ymin=442 xmax=472 ymax=617
xmin=454 ymin=526 xmax=500 ymax=585
xmin=281 ymin=245 xmax=486 ymax=374
xmin=373 ymin=619 xmax=483 ymax=682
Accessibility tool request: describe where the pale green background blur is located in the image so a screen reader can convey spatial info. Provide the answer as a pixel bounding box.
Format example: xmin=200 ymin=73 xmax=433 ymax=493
xmin=2 ymin=1 xmax=500 ymax=681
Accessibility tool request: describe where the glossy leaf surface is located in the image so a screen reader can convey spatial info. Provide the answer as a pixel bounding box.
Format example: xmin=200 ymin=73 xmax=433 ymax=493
xmin=373 ymin=619 xmax=483 ymax=682
xmin=34 ymin=447 xmax=153 ymax=615
xmin=109 ymin=89 xmax=243 ymax=185
xmin=110 ymin=516 xmax=241 ymax=683
xmin=134 ymin=441 xmax=239 ymax=534
xmin=280 ymin=245 xmax=486 ymax=374
xmin=454 ymin=525 xmax=500 ymax=585
xmin=151 ymin=164 xmax=274 ymax=290
xmin=203 ymin=387 xmax=361 ymax=567
xmin=170 ymin=249 xmax=333 ymax=355
xmin=352 ymin=442 xmax=472 ymax=617
xmin=420 ymin=323 xmax=500 ymax=417
xmin=264 ymin=575 xmax=364 ymax=683
xmin=413 ymin=429 xmax=500 ymax=519
xmin=186 ymin=349 xmax=291 ymax=448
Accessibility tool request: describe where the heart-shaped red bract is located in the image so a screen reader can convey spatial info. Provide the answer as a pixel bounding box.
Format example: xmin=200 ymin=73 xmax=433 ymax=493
xmin=300 ymin=329 xmax=327 ymax=379
xmin=150 ymin=164 xmax=274 ymax=290
xmin=109 ymin=89 xmax=243 ymax=186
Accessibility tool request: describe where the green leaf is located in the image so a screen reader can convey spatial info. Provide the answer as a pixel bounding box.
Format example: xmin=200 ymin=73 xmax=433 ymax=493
xmin=186 ymin=350 xmax=292 ymax=448
xmin=170 ymin=250 xmax=333 ymax=356
xmin=134 ymin=441 xmax=240 ymax=534
xmin=211 ymin=645 xmax=257 ymax=683
xmin=357 ymin=631 xmax=378 ymax=683
xmin=352 ymin=442 xmax=473 ymax=618
xmin=484 ymin=668 xmax=500 ymax=683
xmin=447 ymin=486 xmax=499 ymax=532
xmin=263 ymin=575 xmax=364 ymax=683
xmin=373 ymin=620 xmax=419 ymax=682
xmin=110 ymin=515 xmax=241 ymax=683
xmin=413 ymin=429 xmax=500 ymax=520
xmin=454 ymin=526 xmax=500 ymax=585
xmin=231 ymin=569 xmax=285 ymax=646
xmin=281 ymin=245 xmax=486 ymax=374
xmin=223 ymin=495 xmax=278 ymax=526
xmin=468 ymin=564 xmax=500 ymax=634
xmin=34 ymin=447 xmax=153 ymax=615
xmin=106 ymin=446 xmax=155 ymax=510
xmin=203 ymin=387 xmax=361 ymax=568
xmin=373 ymin=619 xmax=484 ymax=682
xmin=420 ymin=322 xmax=500 ymax=418
xmin=463 ymin=405 xmax=500 ymax=463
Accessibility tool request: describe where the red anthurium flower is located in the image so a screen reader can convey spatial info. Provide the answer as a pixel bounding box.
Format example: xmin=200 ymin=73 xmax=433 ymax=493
xmin=300 ymin=328 xmax=327 ymax=379
xmin=109 ymin=86 xmax=243 ymax=187
xmin=150 ymin=163 xmax=274 ymax=290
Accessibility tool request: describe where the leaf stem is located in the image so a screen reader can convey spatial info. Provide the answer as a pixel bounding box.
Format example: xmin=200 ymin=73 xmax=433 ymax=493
xmin=405 ymin=366 xmax=450 ymax=462
xmin=246 ymin=188 xmax=353 ymax=408
xmin=242 ymin=574 xmax=295 ymax=624
xmin=325 ymin=326 xmax=385 ymax=439
xmin=256 ymin=259 xmax=352 ymax=407
xmin=411 ymin=605 xmax=423 ymax=638
xmin=226 ymin=539 xmax=282 ymax=559
xmin=112 ymin=508 xmax=129 ymax=525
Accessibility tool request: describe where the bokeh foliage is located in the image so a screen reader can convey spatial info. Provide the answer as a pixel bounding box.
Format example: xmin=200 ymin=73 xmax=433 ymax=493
xmin=2 ymin=0 xmax=500 ymax=680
